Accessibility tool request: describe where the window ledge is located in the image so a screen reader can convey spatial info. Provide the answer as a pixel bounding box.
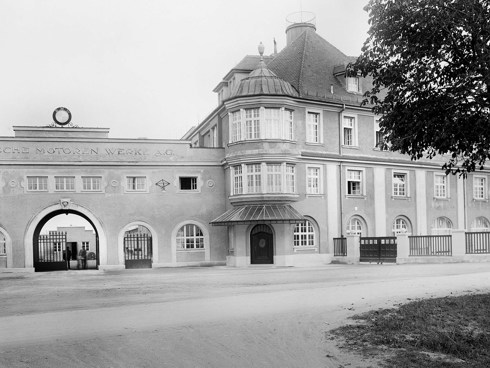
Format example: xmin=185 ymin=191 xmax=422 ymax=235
xmin=472 ymin=198 xmax=489 ymax=202
xmin=342 ymin=145 xmax=360 ymax=150
xmin=391 ymin=196 xmax=411 ymax=200
xmin=433 ymin=197 xmax=451 ymax=201
xmin=177 ymin=190 xmax=201 ymax=194
xmin=305 ymin=142 xmax=323 ymax=146
xmin=228 ymin=139 xmax=297 ymax=146
xmin=346 ymin=195 xmax=367 ymax=199
xmin=177 ymin=249 xmax=205 ymax=252
xmin=293 ymin=247 xmax=318 ymax=252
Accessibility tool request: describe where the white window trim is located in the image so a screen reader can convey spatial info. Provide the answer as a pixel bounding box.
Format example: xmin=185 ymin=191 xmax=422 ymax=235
xmin=392 ymin=216 xmax=411 ymax=235
xmin=125 ymin=176 xmax=148 ymax=193
xmin=306 ymin=165 xmax=323 ymax=195
xmin=231 ymin=162 xmax=296 ymax=196
xmin=229 ymin=107 xmax=296 ymax=143
xmin=345 ymin=167 xmax=366 ymax=197
xmin=81 ymin=176 xmax=103 ymax=192
xmin=342 ymin=114 xmax=358 ymax=147
xmin=392 ymin=170 xmax=410 ymax=198
xmin=305 ymin=109 xmax=323 ymax=144
xmin=26 ymin=176 xmax=49 ymax=192
xmin=176 ymin=174 xmax=202 ymax=193
xmin=473 ymin=175 xmax=487 ymax=200
xmin=434 ymin=173 xmax=450 ymax=199
xmin=346 ymin=76 xmax=361 ymax=93
xmin=293 ymin=218 xmax=319 ymax=250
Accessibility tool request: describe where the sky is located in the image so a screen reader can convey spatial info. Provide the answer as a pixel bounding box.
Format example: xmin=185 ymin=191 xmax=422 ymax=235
xmin=0 ymin=0 xmax=370 ymax=140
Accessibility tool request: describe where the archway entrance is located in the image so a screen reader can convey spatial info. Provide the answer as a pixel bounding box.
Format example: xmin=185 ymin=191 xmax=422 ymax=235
xmin=33 ymin=210 xmax=99 ymax=272
xmin=250 ymin=224 xmax=273 ymax=264
xmin=123 ymin=225 xmax=152 ymax=269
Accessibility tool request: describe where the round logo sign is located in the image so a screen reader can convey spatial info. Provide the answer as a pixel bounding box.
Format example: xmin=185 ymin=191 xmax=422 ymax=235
xmin=53 ymin=107 xmax=72 ymax=126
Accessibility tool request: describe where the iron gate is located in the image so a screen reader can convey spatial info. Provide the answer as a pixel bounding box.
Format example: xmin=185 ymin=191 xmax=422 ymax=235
xmin=360 ymin=237 xmax=397 ymax=263
xmin=34 ymin=232 xmax=68 ymax=272
xmin=124 ymin=233 xmax=152 ymax=269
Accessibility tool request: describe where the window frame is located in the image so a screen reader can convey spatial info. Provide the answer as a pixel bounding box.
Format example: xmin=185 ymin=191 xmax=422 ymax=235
xmin=179 ymin=176 xmax=198 ymax=191
xmin=27 ymin=176 xmax=48 ymax=192
xmin=473 ymin=175 xmax=487 ymax=200
xmin=346 ymin=216 xmax=365 ymax=236
xmin=306 ymin=165 xmax=322 ymax=195
xmin=176 ymin=224 xmax=205 ymax=251
xmin=342 ymin=114 xmax=358 ymax=147
xmin=431 ymin=216 xmax=453 ymax=235
xmin=346 ymin=168 xmax=365 ymax=197
xmin=434 ymin=173 xmax=449 ymax=199
xmin=231 ymin=162 xmax=296 ymax=195
xmin=392 ymin=170 xmax=409 ymax=198
xmin=82 ymin=176 xmax=102 ymax=192
xmin=346 ymin=76 xmax=361 ymax=93
xmin=125 ymin=176 xmax=148 ymax=193
xmin=392 ymin=217 xmax=411 ymax=235
xmin=293 ymin=219 xmax=317 ymax=248
xmin=306 ymin=110 xmax=322 ymax=144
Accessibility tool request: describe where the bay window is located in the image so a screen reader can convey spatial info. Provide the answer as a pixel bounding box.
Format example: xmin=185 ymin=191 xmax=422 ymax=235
xmin=229 ymin=107 xmax=294 ymax=142
xmin=231 ymin=163 xmax=296 ymax=195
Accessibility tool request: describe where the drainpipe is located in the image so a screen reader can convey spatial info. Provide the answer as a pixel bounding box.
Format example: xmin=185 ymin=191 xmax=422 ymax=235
xmin=338 ymin=104 xmax=346 ymax=238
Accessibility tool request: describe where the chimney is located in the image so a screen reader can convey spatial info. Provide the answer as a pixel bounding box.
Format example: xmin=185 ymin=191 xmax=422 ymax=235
xmin=285 ymin=11 xmax=316 ymax=45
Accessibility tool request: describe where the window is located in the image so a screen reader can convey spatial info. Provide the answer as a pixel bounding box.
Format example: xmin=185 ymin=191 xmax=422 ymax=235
xmin=347 ymin=169 xmax=363 ymax=196
xmin=432 ymin=217 xmax=453 ymax=235
xmin=392 ymin=217 xmax=410 ymax=234
xmin=229 ymin=107 xmax=295 ymax=143
xmin=246 ymin=164 xmax=261 ymax=193
xmin=245 ymin=108 xmax=260 ymax=139
xmin=434 ymin=174 xmax=448 ymax=198
xmin=180 ymin=177 xmax=198 ymax=191
xmin=267 ymin=164 xmax=282 ymax=193
xmin=82 ymin=176 xmax=102 ymax=191
xmin=293 ymin=220 xmax=316 ymax=247
xmin=233 ymin=166 xmax=243 ymax=194
xmin=473 ymin=176 xmax=487 ymax=200
xmin=82 ymin=242 xmax=90 ymax=251
xmin=176 ymin=224 xmax=204 ymax=250
xmin=0 ymin=231 xmax=6 ymax=256
xmin=264 ymin=108 xmax=281 ymax=139
xmin=374 ymin=119 xmax=386 ymax=150
xmin=393 ymin=172 xmax=407 ymax=197
xmin=233 ymin=163 xmax=295 ymax=195
xmin=347 ymin=217 xmax=365 ymax=236
xmin=285 ymin=110 xmax=294 ymax=140
xmin=285 ymin=165 xmax=295 ymax=193
xmin=231 ymin=110 xmax=242 ymax=142
xmin=307 ymin=167 xmax=321 ymax=194
xmin=27 ymin=176 xmax=48 ymax=191
xmin=346 ymin=77 xmax=360 ymax=93
xmin=306 ymin=111 xmax=320 ymax=143
xmin=471 ymin=217 xmax=490 ymax=232
xmin=343 ymin=116 xmax=357 ymax=146
xmin=55 ymin=176 xmax=75 ymax=191
xmin=127 ymin=176 xmax=146 ymax=191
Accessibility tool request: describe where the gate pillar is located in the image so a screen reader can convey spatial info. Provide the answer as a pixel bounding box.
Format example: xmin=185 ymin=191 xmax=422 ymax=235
xmin=345 ymin=235 xmax=360 ymax=264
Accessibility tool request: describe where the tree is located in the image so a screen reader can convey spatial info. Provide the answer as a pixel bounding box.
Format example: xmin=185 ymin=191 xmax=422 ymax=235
xmin=351 ymin=0 xmax=490 ymax=175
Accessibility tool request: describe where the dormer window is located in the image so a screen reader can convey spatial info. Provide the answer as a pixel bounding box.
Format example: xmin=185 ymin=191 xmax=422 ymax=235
xmin=346 ymin=77 xmax=361 ymax=93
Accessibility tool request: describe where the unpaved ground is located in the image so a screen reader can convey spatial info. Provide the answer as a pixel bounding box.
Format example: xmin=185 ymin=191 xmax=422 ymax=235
xmin=0 ymin=263 xmax=489 ymax=368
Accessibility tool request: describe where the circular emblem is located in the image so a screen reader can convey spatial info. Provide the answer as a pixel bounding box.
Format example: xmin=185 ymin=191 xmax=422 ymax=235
xmin=53 ymin=107 xmax=72 ymax=126
xmin=259 ymin=239 xmax=266 ymax=248
xmin=207 ymin=180 xmax=215 ymax=188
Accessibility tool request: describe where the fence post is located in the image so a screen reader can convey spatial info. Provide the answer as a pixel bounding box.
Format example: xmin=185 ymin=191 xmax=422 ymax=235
xmin=396 ymin=233 xmax=410 ymax=264
xmin=345 ymin=235 xmax=360 ymax=264
xmin=451 ymin=230 xmax=466 ymax=259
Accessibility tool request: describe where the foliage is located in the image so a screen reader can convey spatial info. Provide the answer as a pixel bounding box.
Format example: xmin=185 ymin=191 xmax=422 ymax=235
xmin=351 ymin=0 xmax=490 ymax=175
xmin=331 ymin=294 xmax=490 ymax=367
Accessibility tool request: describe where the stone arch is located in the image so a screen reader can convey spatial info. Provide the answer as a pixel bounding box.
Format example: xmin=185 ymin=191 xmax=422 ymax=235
xmin=0 ymin=226 xmax=12 ymax=268
xmin=171 ymin=220 xmax=210 ymax=264
xmin=24 ymin=201 xmax=107 ymax=269
xmin=117 ymin=221 xmax=159 ymax=266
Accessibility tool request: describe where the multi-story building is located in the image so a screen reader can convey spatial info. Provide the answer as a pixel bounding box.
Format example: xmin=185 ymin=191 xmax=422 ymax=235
xmin=1 ymin=15 xmax=489 ymax=272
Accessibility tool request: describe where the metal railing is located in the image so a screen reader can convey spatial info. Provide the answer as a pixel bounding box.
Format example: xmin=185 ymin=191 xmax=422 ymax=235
xmin=465 ymin=232 xmax=490 ymax=254
xmin=409 ymin=235 xmax=452 ymax=256
xmin=333 ymin=237 xmax=347 ymax=256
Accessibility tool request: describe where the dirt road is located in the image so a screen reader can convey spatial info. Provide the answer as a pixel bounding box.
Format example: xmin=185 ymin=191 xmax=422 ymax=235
xmin=1 ymin=263 xmax=489 ymax=367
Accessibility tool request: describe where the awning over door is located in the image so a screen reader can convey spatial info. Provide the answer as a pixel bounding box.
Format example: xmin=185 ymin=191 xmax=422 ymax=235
xmin=210 ymin=204 xmax=305 ymax=226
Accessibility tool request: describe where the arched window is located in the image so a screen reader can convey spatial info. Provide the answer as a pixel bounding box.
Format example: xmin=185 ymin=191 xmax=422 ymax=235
xmin=346 ymin=216 xmax=366 ymax=236
xmin=392 ymin=217 xmax=411 ymax=235
xmin=293 ymin=220 xmax=316 ymax=247
xmin=471 ymin=217 xmax=490 ymax=232
xmin=176 ymin=224 xmax=205 ymax=250
xmin=431 ymin=217 xmax=453 ymax=235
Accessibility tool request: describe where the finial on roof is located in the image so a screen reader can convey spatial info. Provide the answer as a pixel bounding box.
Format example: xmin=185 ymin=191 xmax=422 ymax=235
xmin=273 ymin=38 xmax=277 ymax=55
xmin=258 ymin=42 xmax=265 ymax=60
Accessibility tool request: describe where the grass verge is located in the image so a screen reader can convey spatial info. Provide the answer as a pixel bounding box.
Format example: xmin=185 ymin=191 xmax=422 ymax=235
xmin=330 ymin=293 xmax=490 ymax=367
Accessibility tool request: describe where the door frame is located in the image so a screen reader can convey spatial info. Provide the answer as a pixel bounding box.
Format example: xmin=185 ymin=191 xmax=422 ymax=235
xmin=250 ymin=224 xmax=274 ymax=264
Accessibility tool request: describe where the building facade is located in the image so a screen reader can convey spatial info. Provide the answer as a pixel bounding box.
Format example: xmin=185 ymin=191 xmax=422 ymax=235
xmin=1 ymin=16 xmax=489 ymax=271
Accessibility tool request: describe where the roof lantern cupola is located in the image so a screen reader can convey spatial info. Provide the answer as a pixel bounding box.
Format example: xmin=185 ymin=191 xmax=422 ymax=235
xmin=285 ymin=11 xmax=316 ymax=45
xmin=230 ymin=43 xmax=299 ymax=98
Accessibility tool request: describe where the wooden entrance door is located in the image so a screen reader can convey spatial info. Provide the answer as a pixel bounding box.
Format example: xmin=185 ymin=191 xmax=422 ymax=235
xmin=250 ymin=224 xmax=273 ymax=264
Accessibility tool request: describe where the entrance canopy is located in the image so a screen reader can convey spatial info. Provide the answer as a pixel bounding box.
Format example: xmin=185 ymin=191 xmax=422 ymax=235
xmin=211 ymin=204 xmax=305 ymax=226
